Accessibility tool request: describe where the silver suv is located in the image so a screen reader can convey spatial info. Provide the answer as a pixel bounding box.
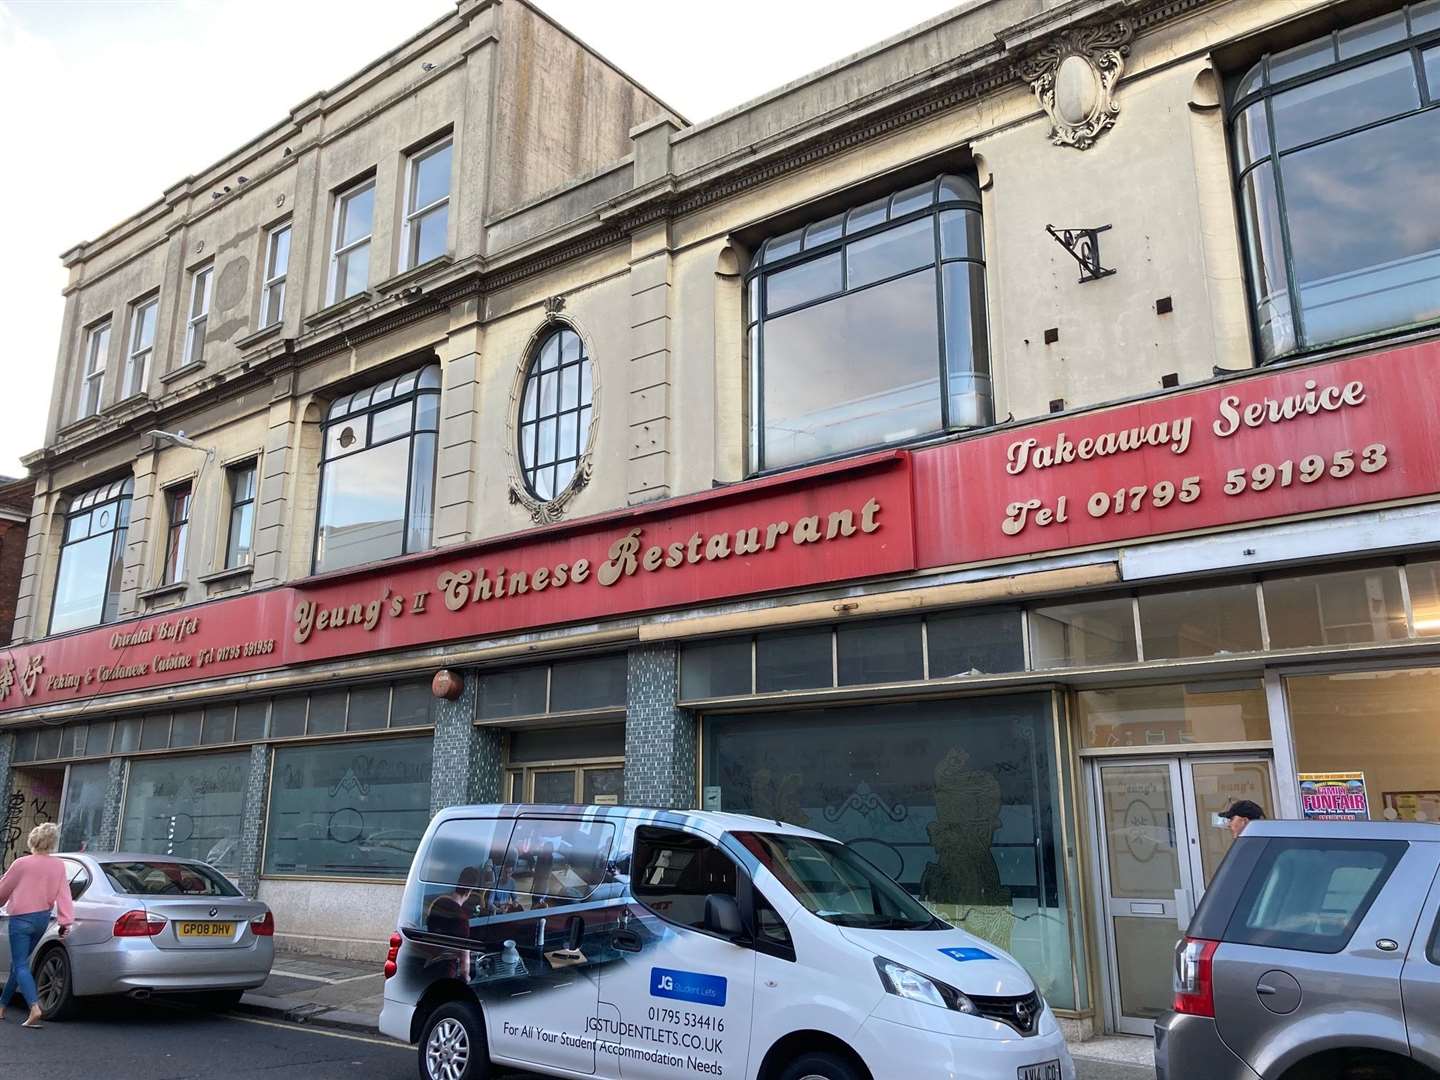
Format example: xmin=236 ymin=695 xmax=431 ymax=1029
xmin=1155 ymin=820 xmax=1440 ymax=1080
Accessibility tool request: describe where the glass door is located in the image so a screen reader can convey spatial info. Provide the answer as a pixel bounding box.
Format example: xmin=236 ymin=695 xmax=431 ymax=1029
xmin=506 ymin=763 xmax=625 ymax=805
xmin=1092 ymin=755 xmax=1275 ymax=1035
xmin=1094 ymin=760 xmax=1192 ymax=1035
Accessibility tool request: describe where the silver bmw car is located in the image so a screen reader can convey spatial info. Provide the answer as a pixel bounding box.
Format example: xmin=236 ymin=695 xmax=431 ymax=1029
xmin=0 ymin=852 xmax=274 ymax=1020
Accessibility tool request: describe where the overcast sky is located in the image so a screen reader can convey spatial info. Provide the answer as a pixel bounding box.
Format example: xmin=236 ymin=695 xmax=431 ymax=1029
xmin=0 ymin=0 xmax=958 ymax=477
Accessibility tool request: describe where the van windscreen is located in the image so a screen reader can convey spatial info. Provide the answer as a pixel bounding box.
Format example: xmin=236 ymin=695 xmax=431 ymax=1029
xmin=736 ymin=832 xmax=943 ymax=931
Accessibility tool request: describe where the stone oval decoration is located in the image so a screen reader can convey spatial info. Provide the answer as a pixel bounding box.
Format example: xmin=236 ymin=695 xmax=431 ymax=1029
xmin=1055 ymin=54 xmax=1101 ymax=126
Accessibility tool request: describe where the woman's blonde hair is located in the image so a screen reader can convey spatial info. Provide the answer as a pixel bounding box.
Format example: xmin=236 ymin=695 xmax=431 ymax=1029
xmin=28 ymin=822 xmax=59 ymax=854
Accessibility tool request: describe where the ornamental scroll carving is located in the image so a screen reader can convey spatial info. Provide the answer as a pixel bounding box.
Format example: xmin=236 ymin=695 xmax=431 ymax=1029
xmin=1018 ymin=20 xmax=1133 ymax=150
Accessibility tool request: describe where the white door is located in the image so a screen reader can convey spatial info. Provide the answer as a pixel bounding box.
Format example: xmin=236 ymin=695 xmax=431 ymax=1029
xmin=1091 ymin=756 xmax=1276 ymax=1035
xmin=599 ymin=824 xmax=755 ymax=1080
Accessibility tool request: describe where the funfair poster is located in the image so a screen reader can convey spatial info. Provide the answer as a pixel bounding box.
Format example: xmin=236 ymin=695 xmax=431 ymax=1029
xmin=1299 ymin=772 xmax=1370 ymax=821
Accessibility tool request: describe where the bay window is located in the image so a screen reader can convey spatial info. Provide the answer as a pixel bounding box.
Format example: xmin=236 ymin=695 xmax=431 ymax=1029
xmin=51 ymin=476 xmax=132 ymax=633
xmin=314 ymin=364 xmax=440 ymax=573
xmin=746 ymin=173 xmax=991 ymax=471
xmin=1232 ymin=3 xmax=1440 ymax=359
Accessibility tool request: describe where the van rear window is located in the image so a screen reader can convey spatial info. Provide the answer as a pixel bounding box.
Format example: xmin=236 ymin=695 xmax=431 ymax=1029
xmin=1222 ymin=838 xmax=1406 ymax=954
xmin=418 ymin=819 xmax=513 ymax=887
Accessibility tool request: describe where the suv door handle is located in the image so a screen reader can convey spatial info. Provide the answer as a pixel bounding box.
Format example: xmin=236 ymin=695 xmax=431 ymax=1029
xmin=612 ymin=929 xmax=642 ymax=953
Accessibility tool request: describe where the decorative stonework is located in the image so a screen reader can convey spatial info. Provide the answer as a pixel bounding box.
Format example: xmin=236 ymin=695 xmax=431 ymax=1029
xmin=506 ymin=309 xmax=599 ymax=526
xmin=1018 ymin=20 xmax=1134 ymax=150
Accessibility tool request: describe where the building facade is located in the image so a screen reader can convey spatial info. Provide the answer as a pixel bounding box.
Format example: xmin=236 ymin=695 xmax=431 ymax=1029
xmin=3 ymin=0 xmax=1439 ymax=1041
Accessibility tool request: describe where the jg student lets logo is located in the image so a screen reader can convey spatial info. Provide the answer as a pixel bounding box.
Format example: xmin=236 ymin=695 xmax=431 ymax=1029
xmin=651 ymin=967 xmax=727 ymax=1007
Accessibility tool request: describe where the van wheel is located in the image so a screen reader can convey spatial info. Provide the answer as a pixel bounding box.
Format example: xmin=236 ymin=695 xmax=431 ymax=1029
xmin=779 ymin=1051 xmax=865 ymax=1080
xmin=418 ymin=1001 xmax=489 ymax=1080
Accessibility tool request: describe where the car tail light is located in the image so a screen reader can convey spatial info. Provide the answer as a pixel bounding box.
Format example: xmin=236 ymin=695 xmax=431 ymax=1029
xmin=383 ymin=932 xmax=402 ymax=979
xmin=1173 ymin=937 xmax=1220 ymax=1017
xmin=250 ymin=911 xmax=275 ymax=937
xmin=114 ymin=910 xmax=166 ymax=937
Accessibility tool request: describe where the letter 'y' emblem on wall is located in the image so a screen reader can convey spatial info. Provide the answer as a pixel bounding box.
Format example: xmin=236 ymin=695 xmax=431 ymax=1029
xmin=1018 ymin=20 xmax=1133 ymax=150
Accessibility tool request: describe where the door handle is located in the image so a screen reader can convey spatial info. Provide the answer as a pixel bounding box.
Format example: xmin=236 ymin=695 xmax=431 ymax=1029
xmin=612 ymin=928 xmax=642 ymax=954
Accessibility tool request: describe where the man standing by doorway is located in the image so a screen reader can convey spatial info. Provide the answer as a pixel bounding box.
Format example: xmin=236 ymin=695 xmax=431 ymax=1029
xmin=1220 ymin=799 xmax=1266 ymax=839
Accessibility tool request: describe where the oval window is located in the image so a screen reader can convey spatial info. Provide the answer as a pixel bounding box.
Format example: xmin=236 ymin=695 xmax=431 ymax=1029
xmin=518 ymin=328 xmax=593 ymax=501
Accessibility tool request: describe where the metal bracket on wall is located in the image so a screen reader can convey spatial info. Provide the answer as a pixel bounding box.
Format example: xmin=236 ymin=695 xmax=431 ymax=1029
xmin=1046 ymin=224 xmax=1115 ymax=283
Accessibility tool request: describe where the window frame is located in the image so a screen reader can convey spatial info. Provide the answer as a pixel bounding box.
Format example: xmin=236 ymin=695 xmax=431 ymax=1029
xmin=744 ymin=174 xmax=990 ymax=474
xmin=163 ymin=480 xmax=193 ymax=585
xmin=400 ymin=135 xmax=453 ymax=272
xmin=1228 ymin=3 xmax=1440 ymax=361
xmin=328 ymin=176 xmax=376 ymax=304
xmin=312 ymin=364 xmax=440 ymax=574
xmin=632 ymin=824 xmax=754 ymax=945
xmin=224 ymin=459 xmax=258 ymax=569
xmin=123 ymin=295 xmax=158 ymax=399
xmin=49 ymin=476 xmax=134 ymax=634
xmin=79 ymin=319 xmax=110 ymax=419
xmin=260 ymin=222 xmax=291 ymax=328
xmin=515 ymin=326 xmax=595 ymax=504
xmin=182 ymin=265 xmax=213 ymax=368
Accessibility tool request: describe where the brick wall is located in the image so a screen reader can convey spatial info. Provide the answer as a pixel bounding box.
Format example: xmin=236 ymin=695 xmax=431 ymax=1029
xmin=0 ymin=477 xmax=34 ymax=645
xmin=624 ymin=643 xmax=696 ymax=808
xmin=237 ymin=744 xmax=271 ymax=898
xmin=95 ymin=758 xmax=127 ymax=851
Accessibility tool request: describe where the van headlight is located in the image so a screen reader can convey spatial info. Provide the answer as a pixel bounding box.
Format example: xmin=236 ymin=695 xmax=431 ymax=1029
xmin=874 ymin=957 xmax=979 ymax=1014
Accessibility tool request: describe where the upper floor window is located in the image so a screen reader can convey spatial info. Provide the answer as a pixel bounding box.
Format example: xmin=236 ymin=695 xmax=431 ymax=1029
xmin=225 ymin=460 xmax=258 ymax=569
xmin=123 ymin=296 xmax=158 ymax=399
xmin=79 ymin=320 xmax=110 ymax=419
xmin=182 ymin=266 xmax=212 ymax=367
xmin=329 ymin=177 xmax=375 ymax=304
xmin=402 ymin=137 xmax=452 ymax=271
xmin=51 ymin=477 xmax=132 ymax=634
xmin=518 ymin=327 xmax=593 ymax=501
xmin=163 ymin=481 xmax=192 ymax=585
xmin=314 ymin=364 xmax=440 ymax=574
xmin=745 ymin=173 xmax=990 ymax=471
xmin=1232 ymin=3 xmax=1440 ymax=360
xmin=261 ymin=223 xmax=290 ymax=328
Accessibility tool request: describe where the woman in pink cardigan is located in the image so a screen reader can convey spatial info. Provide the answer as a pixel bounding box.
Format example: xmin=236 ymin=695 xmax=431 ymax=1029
xmin=0 ymin=822 xmax=75 ymax=1028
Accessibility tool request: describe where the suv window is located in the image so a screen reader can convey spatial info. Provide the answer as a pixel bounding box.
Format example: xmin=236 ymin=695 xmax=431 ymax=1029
xmin=633 ymin=826 xmax=738 ymax=931
xmin=1225 ymin=838 xmax=1406 ymax=954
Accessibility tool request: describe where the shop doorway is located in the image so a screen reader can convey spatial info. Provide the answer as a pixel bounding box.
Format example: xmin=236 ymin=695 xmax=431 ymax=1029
xmin=1090 ymin=755 xmax=1275 ymax=1035
xmin=3 ymin=766 xmax=66 ymax=870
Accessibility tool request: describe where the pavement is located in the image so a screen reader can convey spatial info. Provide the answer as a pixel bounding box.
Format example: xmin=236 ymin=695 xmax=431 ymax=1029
xmin=232 ymin=950 xmax=1157 ymax=1080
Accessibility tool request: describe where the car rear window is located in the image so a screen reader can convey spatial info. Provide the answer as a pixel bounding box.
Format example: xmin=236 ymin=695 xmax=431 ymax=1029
xmin=103 ymin=861 xmax=241 ymax=897
xmin=1222 ymin=838 xmax=1406 ymax=954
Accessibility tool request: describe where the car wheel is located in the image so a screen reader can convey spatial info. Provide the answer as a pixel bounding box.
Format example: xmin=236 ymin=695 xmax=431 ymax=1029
xmin=418 ymin=1001 xmax=489 ymax=1080
xmin=34 ymin=947 xmax=77 ymax=1021
xmin=778 ymin=1050 xmax=866 ymax=1080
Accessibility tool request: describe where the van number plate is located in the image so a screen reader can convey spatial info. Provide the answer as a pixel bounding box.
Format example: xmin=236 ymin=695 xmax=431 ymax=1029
xmin=1018 ymin=1061 xmax=1061 ymax=1080
xmin=177 ymin=921 xmax=234 ymax=938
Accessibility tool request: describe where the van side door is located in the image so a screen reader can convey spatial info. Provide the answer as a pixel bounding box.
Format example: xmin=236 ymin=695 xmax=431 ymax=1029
xmin=475 ymin=814 xmax=622 ymax=1076
xmin=1399 ymin=846 xmax=1440 ymax=1075
xmin=598 ymin=823 xmax=756 ymax=1080
xmin=1210 ymin=835 xmax=1435 ymax=1078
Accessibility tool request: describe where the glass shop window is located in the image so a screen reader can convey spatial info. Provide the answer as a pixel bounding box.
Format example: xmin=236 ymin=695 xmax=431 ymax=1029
xmin=263 ymin=737 xmax=432 ymax=879
xmin=118 ymin=752 xmax=252 ymax=875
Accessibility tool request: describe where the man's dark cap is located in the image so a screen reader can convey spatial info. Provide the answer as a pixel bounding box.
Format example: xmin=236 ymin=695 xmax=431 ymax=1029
xmin=1220 ymin=799 xmax=1266 ymax=821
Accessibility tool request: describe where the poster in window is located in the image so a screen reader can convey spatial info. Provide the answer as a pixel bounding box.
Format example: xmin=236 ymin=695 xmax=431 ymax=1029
xmin=1381 ymin=791 xmax=1440 ymax=822
xmin=1298 ymin=771 xmax=1369 ymax=821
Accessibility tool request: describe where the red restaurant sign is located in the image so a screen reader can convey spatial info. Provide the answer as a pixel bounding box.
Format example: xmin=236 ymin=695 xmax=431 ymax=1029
xmin=0 ymin=453 xmax=914 ymax=713
xmin=912 ymin=340 xmax=1440 ymax=567
xmin=3 ymin=340 xmax=1440 ymax=714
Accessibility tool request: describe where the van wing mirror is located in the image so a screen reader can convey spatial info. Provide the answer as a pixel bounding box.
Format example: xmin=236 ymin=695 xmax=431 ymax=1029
xmin=704 ymin=894 xmax=743 ymax=938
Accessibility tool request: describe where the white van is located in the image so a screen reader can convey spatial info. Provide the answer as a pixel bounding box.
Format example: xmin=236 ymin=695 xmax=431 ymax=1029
xmin=380 ymin=804 xmax=1075 ymax=1080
